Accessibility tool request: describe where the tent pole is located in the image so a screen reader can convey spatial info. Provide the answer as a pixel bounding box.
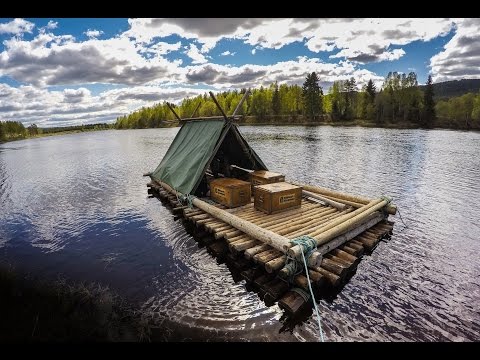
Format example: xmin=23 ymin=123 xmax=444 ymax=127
xmin=232 ymin=89 xmax=250 ymax=117
xmin=190 ymin=101 xmax=201 ymax=118
xmin=166 ymin=102 xmax=182 ymax=121
xmin=208 ymin=91 xmax=229 ymax=121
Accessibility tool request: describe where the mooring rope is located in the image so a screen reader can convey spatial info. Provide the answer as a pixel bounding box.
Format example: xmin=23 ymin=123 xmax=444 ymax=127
xmin=387 ymin=195 xmax=409 ymax=232
xmin=288 ymin=236 xmax=325 ymax=342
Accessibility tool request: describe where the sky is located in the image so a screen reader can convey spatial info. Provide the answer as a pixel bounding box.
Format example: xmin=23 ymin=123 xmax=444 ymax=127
xmin=0 ymin=18 xmax=478 ymax=127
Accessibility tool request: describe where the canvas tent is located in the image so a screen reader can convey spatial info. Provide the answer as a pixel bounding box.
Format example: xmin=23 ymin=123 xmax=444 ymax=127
xmin=151 ymin=118 xmax=268 ymax=196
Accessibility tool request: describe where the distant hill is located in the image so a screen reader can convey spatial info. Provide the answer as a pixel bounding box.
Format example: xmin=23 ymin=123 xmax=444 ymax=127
xmin=419 ymin=79 xmax=480 ymax=99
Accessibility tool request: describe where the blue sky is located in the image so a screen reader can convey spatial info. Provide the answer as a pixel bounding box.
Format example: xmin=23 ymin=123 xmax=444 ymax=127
xmin=0 ymin=18 xmax=478 ymax=127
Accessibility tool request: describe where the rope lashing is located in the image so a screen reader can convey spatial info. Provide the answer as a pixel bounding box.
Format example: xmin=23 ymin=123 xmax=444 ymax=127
xmin=282 ymin=235 xmax=325 ymax=342
xmin=290 ymin=235 xmax=317 ymax=259
xmin=178 ymin=193 xmax=196 ymax=208
xmin=380 ymin=195 xmax=392 ymax=205
xmin=290 ymin=287 xmax=310 ymax=302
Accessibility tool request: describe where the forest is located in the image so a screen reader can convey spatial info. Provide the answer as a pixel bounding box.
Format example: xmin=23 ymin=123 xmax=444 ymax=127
xmin=0 ymin=122 xmax=112 ymax=142
xmin=115 ymin=72 xmax=480 ymax=130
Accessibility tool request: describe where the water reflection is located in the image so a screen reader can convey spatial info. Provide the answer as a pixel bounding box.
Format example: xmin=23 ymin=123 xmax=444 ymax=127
xmin=0 ymin=127 xmax=479 ymax=341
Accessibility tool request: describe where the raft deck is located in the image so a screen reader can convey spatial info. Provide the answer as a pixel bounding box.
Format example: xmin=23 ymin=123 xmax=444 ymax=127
xmin=147 ymin=179 xmax=394 ymax=316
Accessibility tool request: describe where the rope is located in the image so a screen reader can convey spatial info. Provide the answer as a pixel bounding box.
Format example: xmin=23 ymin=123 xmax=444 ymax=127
xmin=290 ymin=287 xmax=310 ymax=302
xmin=284 ymin=235 xmax=325 ymax=342
xmin=178 ymin=193 xmax=196 ymax=208
xmin=388 ymin=196 xmax=409 ymax=232
xmin=395 ymin=206 xmax=409 ymax=231
xmin=380 ymin=195 xmax=392 ymax=204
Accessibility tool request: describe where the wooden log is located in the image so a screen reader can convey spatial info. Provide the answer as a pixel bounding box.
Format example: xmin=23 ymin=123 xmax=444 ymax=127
xmin=330 ymin=249 xmax=358 ymax=265
xmin=285 ymin=209 xmax=348 ymax=239
xmin=356 ymin=236 xmax=377 ymax=251
xmin=244 ymin=244 xmax=271 ymax=260
xmin=240 ymin=268 xmax=258 ymax=283
xmin=315 ymin=212 xmax=384 ymax=256
xmin=308 ymin=270 xmax=326 ymax=288
xmin=172 ymin=206 xmax=187 ymax=215
xmin=265 ymin=256 xmax=287 ymax=273
xmin=253 ymin=273 xmax=275 ymax=290
xmin=303 ymin=189 xmax=348 ymax=210
xmin=313 ymin=267 xmax=341 ymax=287
xmin=325 ymin=254 xmax=354 ymax=268
xmin=288 ymin=199 xmax=389 ymax=258
xmin=293 ymin=274 xmax=309 ymax=291
xmin=317 ymin=193 xmax=366 ymax=208
xmin=293 ymin=182 xmax=397 ymax=215
xmin=230 ymin=239 xmax=260 ymax=253
xmin=276 ymin=209 xmax=341 ymax=236
xmin=278 ymin=290 xmax=309 ymax=315
xmin=253 ymin=249 xmax=282 ymax=264
xmin=319 ymin=258 xmax=348 ymax=279
xmin=339 ymin=245 xmax=357 ymax=256
xmin=223 ymin=229 xmax=244 ymax=240
xmin=264 ymin=279 xmax=290 ymax=302
xmin=269 ymin=208 xmax=338 ymax=234
xmin=207 ymin=241 xmax=228 ymax=257
xmin=226 ymin=235 xmax=251 ymax=244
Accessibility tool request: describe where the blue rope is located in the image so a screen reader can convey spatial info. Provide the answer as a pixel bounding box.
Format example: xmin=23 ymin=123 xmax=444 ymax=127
xmin=178 ymin=193 xmax=196 ymax=208
xmin=286 ymin=235 xmax=326 ymax=342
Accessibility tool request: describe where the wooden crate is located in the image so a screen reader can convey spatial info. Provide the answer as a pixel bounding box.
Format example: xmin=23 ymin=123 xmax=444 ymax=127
xmin=254 ymin=182 xmax=302 ymax=214
xmin=210 ymin=178 xmax=251 ymax=208
xmin=250 ymin=170 xmax=285 ymax=195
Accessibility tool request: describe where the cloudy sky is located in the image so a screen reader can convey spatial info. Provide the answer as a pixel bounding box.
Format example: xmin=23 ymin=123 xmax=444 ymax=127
xmin=0 ymin=18 xmax=478 ymax=127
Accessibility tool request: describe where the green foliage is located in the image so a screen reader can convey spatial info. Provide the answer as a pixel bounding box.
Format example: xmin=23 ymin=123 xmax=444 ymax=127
xmin=436 ymin=92 xmax=480 ymax=129
xmin=0 ymin=121 xmax=27 ymax=141
xmin=113 ymin=72 xmax=477 ymax=130
xmin=423 ymin=75 xmax=436 ymax=127
xmin=302 ymin=72 xmax=323 ymax=120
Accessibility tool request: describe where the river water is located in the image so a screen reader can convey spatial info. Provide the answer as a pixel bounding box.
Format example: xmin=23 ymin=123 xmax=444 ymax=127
xmin=0 ymin=126 xmax=479 ymax=341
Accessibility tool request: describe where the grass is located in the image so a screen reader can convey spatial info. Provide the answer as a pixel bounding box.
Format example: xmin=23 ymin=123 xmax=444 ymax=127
xmin=0 ymin=263 xmax=152 ymax=342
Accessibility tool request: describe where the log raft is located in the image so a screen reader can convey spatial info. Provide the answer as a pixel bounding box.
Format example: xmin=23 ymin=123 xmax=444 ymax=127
xmin=147 ymin=179 xmax=395 ymax=317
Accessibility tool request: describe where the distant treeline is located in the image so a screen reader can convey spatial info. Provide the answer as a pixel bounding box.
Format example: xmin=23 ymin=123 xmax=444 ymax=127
xmin=115 ymin=72 xmax=480 ymax=129
xmin=115 ymin=71 xmax=480 ymax=130
xmin=0 ymin=122 xmax=112 ymax=142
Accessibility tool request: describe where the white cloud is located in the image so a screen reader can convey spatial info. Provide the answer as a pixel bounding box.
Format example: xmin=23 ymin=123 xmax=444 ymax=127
xmin=220 ymin=50 xmax=236 ymax=56
xmin=84 ymin=29 xmax=104 ymax=38
xmin=0 ymin=18 xmax=35 ymax=35
xmin=251 ymin=49 xmax=256 ymax=55
xmin=185 ymin=57 xmax=383 ymax=89
xmin=430 ymin=18 xmax=480 ymax=82
xmin=185 ymin=44 xmax=208 ymax=64
xmin=46 ymin=20 xmax=58 ymax=30
xmin=0 ymin=82 xmax=209 ymax=127
xmin=0 ymin=32 xmax=183 ymax=86
xmin=123 ymin=18 xmax=456 ymax=64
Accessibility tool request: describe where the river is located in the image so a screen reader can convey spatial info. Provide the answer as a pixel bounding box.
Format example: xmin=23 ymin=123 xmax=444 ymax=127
xmin=0 ymin=126 xmax=479 ymax=341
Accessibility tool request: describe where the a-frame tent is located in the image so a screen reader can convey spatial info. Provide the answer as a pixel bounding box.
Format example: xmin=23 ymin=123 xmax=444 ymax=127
xmin=151 ymin=118 xmax=268 ymax=197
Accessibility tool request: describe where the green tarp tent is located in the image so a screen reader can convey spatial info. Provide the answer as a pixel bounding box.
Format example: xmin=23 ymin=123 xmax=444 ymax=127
xmin=151 ymin=119 xmax=268 ymax=196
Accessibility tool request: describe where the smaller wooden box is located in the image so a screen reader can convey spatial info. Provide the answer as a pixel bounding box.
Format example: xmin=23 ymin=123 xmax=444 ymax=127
xmin=254 ymin=182 xmax=302 ymax=214
xmin=210 ymin=178 xmax=251 ymax=208
xmin=250 ymin=170 xmax=285 ymax=195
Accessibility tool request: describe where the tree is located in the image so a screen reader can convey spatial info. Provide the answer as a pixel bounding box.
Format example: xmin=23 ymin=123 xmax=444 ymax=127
xmin=423 ymin=75 xmax=436 ymax=128
xmin=302 ymin=72 xmax=323 ymax=120
xmin=271 ymin=81 xmax=281 ymax=116
xmin=27 ymin=124 xmax=38 ymax=136
xmin=366 ymin=79 xmax=376 ymax=103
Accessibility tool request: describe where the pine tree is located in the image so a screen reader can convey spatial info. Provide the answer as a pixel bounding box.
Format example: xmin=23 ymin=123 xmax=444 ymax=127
xmin=272 ymin=81 xmax=281 ymax=116
xmin=302 ymin=72 xmax=323 ymax=120
xmin=423 ymin=75 xmax=436 ymax=128
xmin=366 ymin=79 xmax=376 ymax=103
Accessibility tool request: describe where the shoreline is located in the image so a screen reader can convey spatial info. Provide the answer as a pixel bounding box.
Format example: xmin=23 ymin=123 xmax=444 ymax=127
xmin=2 ymin=120 xmax=478 ymax=145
